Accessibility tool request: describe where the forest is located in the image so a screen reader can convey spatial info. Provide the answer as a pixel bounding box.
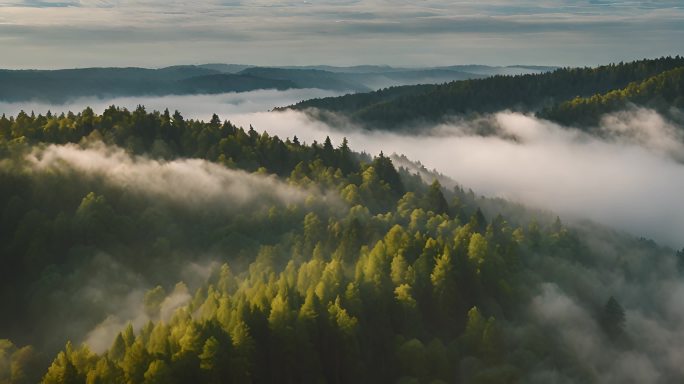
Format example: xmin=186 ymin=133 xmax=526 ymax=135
xmin=1 ymin=105 xmax=682 ymax=383
xmin=288 ymin=56 xmax=684 ymax=131
xmin=540 ymin=66 xmax=684 ymax=127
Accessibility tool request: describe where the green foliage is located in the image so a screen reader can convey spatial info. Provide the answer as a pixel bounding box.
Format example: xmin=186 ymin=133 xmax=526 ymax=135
xmin=0 ymin=107 xmax=405 ymax=351
xmin=144 ymin=286 xmax=166 ymax=319
xmin=33 ymin=184 xmax=600 ymax=383
xmin=543 ymin=66 xmax=684 ymax=127
xmin=0 ymin=106 xmax=669 ymax=383
xmin=0 ymin=340 xmax=41 ymax=384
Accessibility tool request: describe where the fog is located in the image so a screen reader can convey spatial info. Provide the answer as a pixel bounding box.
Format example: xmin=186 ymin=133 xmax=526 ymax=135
xmin=4 ymin=92 xmax=684 ymax=383
xmin=528 ymin=283 xmax=661 ymax=383
xmin=0 ymin=88 xmax=343 ymax=120
xmin=226 ymin=108 xmax=684 ymax=249
xmin=522 ymin=234 xmax=684 ymax=384
xmin=26 ymin=142 xmax=317 ymax=210
xmin=19 ymin=140 xmax=338 ymax=353
xmin=6 ymin=90 xmax=683 ymax=248
xmin=5 ymin=90 xmax=683 ymax=247
xmin=75 ymin=258 xmax=210 ymax=354
xmin=84 ymin=280 xmax=192 ymax=354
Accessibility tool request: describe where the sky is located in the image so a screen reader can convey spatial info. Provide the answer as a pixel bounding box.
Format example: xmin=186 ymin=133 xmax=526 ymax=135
xmin=0 ymin=0 xmax=683 ymax=69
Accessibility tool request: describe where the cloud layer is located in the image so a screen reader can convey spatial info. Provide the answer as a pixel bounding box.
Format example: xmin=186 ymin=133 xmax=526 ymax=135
xmin=1 ymin=0 xmax=682 ymax=68
xmin=0 ymin=88 xmax=342 ymax=120
xmin=228 ymin=108 xmax=684 ymax=248
xmin=6 ymin=91 xmax=684 ymax=381
xmin=26 ymin=142 xmax=313 ymax=210
xmin=5 ymin=90 xmax=683 ymax=248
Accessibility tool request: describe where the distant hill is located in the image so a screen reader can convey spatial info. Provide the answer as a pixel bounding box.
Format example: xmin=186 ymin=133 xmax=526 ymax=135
xmin=236 ymin=66 xmax=492 ymax=92
xmin=196 ymin=63 xmax=253 ymax=73
xmin=439 ymin=64 xmax=557 ymax=76
xmin=0 ymin=67 xmax=215 ymax=103
xmin=176 ymin=73 xmax=296 ymax=94
xmin=287 ymin=56 xmax=684 ymax=130
xmin=238 ymin=67 xmax=370 ymax=92
xmin=0 ymin=63 xmax=558 ymax=104
xmin=284 ymin=64 xmax=554 ymax=76
xmin=0 ymin=66 xmax=292 ymax=103
xmin=342 ymin=69 xmax=483 ymax=90
xmin=282 ymin=64 xmax=396 ymax=74
xmin=278 ymin=64 xmax=554 ymax=89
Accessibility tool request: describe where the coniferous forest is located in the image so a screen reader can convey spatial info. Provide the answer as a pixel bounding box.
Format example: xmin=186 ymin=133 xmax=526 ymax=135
xmin=1 ymin=101 xmax=681 ymax=383
xmin=288 ymin=56 xmax=684 ymax=131
xmin=3 ymin=0 xmax=684 ymax=381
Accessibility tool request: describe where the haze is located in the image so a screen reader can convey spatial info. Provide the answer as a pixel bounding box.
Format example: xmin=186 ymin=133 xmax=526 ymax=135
xmin=232 ymin=108 xmax=684 ymax=249
xmin=5 ymin=91 xmax=684 ymax=248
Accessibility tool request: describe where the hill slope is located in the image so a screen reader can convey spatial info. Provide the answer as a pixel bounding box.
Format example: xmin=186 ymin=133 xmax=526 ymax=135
xmin=541 ymin=66 xmax=684 ymax=127
xmin=288 ymin=56 xmax=684 ymax=130
xmin=1 ymin=107 xmax=682 ymax=383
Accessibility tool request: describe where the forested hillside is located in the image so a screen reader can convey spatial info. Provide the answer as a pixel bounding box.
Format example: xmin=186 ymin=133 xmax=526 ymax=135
xmin=1 ymin=107 xmax=682 ymax=383
xmin=288 ymin=56 xmax=684 ymax=130
xmin=541 ymin=67 xmax=684 ymax=127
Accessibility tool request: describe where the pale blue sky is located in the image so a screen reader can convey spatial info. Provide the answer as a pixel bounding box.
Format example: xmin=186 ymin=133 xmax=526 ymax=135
xmin=0 ymin=0 xmax=682 ymax=68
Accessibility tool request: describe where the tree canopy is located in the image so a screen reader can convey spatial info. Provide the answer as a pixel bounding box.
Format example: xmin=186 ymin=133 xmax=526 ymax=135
xmin=0 ymin=105 xmax=677 ymax=383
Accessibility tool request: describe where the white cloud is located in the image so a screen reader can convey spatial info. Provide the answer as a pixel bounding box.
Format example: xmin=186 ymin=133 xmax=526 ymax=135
xmin=226 ymin=108 xmax=684 ymax=248
xmin=6 ymin=91 xmax=684 ymax=248
xmin=0 ymin=88 xmax=343 ymax=119
xmin=529 ymin=284 xmax=662 ymax=384
xmin=25 ymin=142 xmax=316 ymax=210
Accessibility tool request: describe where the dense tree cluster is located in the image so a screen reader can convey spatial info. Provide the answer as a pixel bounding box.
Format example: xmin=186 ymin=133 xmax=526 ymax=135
xmin=0 ymin=107 xmax=672 ymax=383
xmin=541 ymin=66 xmax=684 ymax=127
xmin=0 ymin=106 xmax=399 ymax=347
xmin=289 ymin=56 xmax=684 ymax=130
xmin=0 ymin=340 xmax=42 ymax=384
xmin=0 ymin=106 xmax=362 ymax=176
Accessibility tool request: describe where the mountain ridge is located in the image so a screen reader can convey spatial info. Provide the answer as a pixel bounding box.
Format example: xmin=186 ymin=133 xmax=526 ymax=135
xmin=0 ymin=64 xmax=554 ymax=104
xmin=286 ymin=56 xmax=684 ymax=131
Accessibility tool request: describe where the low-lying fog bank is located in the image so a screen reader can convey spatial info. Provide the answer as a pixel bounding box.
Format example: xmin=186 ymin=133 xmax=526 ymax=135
xmin=0 ymin=88 xmax=343 ymax=119
xmin=3 ymin=91 xmax=683 ymax=248
xmin=230 ymin=108 xmax=684 ymax=249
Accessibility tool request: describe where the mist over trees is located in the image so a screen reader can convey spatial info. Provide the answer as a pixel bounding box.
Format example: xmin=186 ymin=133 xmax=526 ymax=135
xmin=1 ymin=105 xmax=683 ymax=383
